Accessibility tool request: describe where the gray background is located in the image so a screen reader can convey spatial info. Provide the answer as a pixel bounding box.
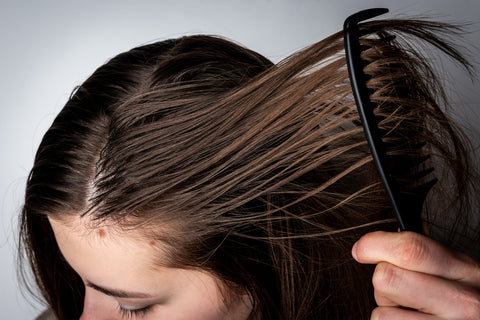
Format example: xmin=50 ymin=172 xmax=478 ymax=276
xmin=1 ymin=0 xmax=479 ymax=319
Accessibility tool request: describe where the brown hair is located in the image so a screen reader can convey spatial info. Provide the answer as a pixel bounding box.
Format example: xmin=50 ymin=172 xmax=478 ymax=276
xmin=19 ymin=20 xmax=479 ymax=320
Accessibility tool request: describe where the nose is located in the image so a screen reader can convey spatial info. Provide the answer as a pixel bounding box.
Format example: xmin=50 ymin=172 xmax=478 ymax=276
xmin=79 ymin=287 xmax=115 ymax=320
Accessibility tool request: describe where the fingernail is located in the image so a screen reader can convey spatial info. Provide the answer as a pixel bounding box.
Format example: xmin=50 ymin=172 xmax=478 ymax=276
xmin=352 ymin=242 xmax=359 ymax=261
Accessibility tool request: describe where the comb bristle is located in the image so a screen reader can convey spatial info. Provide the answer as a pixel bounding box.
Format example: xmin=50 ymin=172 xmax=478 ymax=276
xmin=380 ymin=34 xmax=396 ymax=42
xmin=374 ymin=114 xmax=386 ymax=123
xmin=404 ymin=178 xmax=438 ymax=199
xmin=389 ymin=154 xmax=431 ymax=171
xmin=396 ymin=167 xmax=436 ymax=188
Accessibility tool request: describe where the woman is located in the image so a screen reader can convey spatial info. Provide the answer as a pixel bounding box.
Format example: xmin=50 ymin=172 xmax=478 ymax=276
xmin=19 ymin=16 xmax=480 ymax=320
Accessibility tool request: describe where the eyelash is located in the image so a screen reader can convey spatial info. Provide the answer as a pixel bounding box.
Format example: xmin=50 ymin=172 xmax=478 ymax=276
xmin=117 ymin=304 xmax=152 ymax=319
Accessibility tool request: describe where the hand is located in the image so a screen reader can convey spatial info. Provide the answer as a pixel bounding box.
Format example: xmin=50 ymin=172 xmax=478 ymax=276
xmin=352 ymin=231 xmax=480 ymax=319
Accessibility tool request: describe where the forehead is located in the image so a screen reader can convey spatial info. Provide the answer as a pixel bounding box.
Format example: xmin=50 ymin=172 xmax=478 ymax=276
xmin=48 ymin=215 xmax=167 ymax=292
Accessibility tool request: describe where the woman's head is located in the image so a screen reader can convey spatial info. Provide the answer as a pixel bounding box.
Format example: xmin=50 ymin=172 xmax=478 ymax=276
xmin=22 ymin=35 xmax=275 ymax=319
xmin=20 ymin=22 xmax=477 ymax=320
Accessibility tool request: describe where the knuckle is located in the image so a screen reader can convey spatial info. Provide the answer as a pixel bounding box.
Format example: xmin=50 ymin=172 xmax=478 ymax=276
xmin=458 ymin=290 xmax=480 ymax=319
xmin=473 ymin=261 xmax=480 ymax=283
xmin=372 ymin=262 xmax=402 ymax=292
xmin=472 ymin=259 xmax=480 ymax=275
xmin=370 ymin=307 xmax=387 ymax=320
xmin=397 ymin=232 xmax=428 ymax=265
xmin=455 ymin=251 xmax=480 ymax=282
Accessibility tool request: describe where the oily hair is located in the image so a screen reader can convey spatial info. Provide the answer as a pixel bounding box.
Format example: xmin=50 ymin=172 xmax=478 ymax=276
xmin=19 ymin=19 xmax=479 ymax=320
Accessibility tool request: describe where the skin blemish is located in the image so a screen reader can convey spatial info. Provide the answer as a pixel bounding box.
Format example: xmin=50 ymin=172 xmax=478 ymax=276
xmin=148 ymin=240 xmax=156 ymax=247
xmin=97 ymin=228 xmax=106 ymax=238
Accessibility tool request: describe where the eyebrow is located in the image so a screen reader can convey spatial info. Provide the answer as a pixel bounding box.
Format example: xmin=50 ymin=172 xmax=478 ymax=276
xmin=85 ymin=281 xmax=154 ymax=299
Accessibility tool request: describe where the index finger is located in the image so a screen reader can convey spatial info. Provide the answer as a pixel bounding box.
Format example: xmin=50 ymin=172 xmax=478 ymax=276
xmin=352 ymin=231 xmax=480 ymax=287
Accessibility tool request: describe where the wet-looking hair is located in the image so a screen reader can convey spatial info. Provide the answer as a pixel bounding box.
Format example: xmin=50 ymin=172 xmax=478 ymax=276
xmin=19 ymin=19 xmax=479 ymax=320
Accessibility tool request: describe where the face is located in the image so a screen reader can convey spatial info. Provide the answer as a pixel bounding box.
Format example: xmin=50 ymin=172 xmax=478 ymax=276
xmin=49 ymin=216 xmax=252 ymax=320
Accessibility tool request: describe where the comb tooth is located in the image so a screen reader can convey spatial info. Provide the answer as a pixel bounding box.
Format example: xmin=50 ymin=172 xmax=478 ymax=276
xmin=378 ymin=126 xmax=390 ymax=137
xmin=408 ymin=178 xmax=438 ymax=198
xmin=390 ymin=154 xmax=432 ymax=172
xmin=375 ymin=115 xmax=386 ymax=123
xmin=424 ymin=178 xmax=438 ymax=193
xmin=362 ymin=60 xmax=368 ymax=68
xmin=411 ymin=154 xmax=431 ymax=166
xmin=384 ymin=143 xmax=430 ymax=169
xmin=410 ymin=167 xmax=435 ymax=182
xmin=405 ymin=153 xmax=430 ymax=163
xmin=362 ymin=100 xmax=376 ymax=112
xmin=397 ymin=177 xmax=437 ymax=233
xmin=359 ymin=44 xmax=370 ymax=53
xmin=382 ymin=34 xmax=396 ymax=42
xmin=409 ymin=141 xmax=427 ymax=150
xmin=389 ymin=158 xmax=435 ymax=182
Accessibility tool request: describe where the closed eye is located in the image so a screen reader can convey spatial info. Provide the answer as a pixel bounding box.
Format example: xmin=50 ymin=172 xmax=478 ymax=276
xmin=117 ymin=304 xmax=152 ymax=319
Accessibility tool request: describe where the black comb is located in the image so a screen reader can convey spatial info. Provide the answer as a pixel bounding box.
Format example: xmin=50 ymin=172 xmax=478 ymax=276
xmin=343 ymin=8 xmax=437 ymax=233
